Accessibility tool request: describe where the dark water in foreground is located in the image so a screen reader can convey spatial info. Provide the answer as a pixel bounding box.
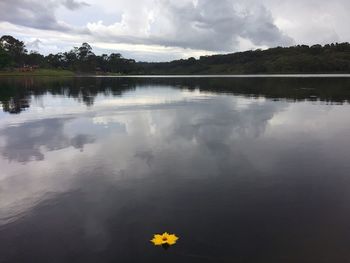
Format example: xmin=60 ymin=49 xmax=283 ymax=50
xmin=1 ymin=77 xmax=350 ymax=263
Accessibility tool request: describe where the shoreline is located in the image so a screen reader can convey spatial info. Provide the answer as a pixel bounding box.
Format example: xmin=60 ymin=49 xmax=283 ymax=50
xmin=0 ymin=69 xmax=75 ymax=77
xmin=1 ymin=70 xmax=350 ymax=78
xmin=88 ymin=73 xmax=350 ymax=78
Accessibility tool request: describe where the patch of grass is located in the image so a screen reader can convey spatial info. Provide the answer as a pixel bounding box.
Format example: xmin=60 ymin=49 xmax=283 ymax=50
xmin=0 ymin=69 xmax=75 ymax=77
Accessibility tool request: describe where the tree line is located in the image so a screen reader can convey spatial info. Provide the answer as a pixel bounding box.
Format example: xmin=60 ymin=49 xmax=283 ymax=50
xmin=1 ymin=35 xmax=350 ymax=74
xmin=0 ymin=35 xmax=137 ymax=73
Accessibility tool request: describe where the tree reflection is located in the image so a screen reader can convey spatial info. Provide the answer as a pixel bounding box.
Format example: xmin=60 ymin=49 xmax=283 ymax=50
xmin=1 ymin=97 xmax=30 ymax=114
xmin=1 ymin=77 xmax=350 ymax=114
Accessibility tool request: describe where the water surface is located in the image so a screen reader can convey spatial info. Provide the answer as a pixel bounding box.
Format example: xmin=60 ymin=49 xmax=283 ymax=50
xmin=1 ymin=77 xmax=350 ymax=263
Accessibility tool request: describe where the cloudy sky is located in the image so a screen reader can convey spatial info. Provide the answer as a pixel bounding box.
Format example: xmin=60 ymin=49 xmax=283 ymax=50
xmin=0 ymin=0 xmax=349 ymax=61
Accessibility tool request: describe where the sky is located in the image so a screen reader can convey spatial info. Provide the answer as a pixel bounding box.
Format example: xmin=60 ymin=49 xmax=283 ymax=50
xmin=0 ymin=0 xmax=349 ymax=61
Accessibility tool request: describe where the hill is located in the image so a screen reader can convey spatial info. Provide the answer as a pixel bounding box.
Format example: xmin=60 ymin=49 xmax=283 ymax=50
xmin=138 ymin=43 xmax=350 ymax=74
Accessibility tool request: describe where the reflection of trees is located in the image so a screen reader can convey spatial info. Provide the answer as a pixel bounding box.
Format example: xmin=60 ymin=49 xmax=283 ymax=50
xmin=0 ymin=77 xmax=137 ymax=114
xmin=139 ymin=77 xmax=350 ymax=104
xmin=1 ymin=97 xmax=30 ymax=114
xmin=1 ymin=77 xmax=350 ymax=114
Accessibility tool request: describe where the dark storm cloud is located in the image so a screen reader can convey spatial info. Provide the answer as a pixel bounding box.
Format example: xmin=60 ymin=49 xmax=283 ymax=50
xmin=90 ymin=0 xmax=293 ymax=52
xmin=0 ymin=0 xmax=89 ymax=31
xmin=155 ymin=0 xmax=294 ymax=51
xmin=239 ymin=4 xmax=293 ymax=46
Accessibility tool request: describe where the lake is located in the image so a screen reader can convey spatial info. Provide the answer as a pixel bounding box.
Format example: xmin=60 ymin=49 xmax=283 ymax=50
xmin=1 ymin=76 xmax=350 ymax=263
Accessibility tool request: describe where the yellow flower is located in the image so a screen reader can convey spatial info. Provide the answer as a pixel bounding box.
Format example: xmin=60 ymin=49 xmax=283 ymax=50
xmin=151 ymin=232 xmax=179 ymax=246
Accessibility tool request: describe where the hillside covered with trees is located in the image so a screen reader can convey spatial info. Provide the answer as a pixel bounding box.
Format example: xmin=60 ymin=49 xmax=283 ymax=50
xmin=1 ymin=35 xmax=350 ymax=75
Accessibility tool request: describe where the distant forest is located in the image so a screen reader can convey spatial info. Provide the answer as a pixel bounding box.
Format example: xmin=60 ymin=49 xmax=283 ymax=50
xmin=1 ymin=35 xmax=350 ymax=74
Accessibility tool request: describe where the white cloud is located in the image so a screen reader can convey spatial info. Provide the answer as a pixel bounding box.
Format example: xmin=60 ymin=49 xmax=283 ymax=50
xmin=261 ymin=0 xmax=350 ymax=45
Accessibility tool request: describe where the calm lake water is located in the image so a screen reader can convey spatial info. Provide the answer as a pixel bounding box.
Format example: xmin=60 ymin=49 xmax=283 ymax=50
xmin=1 ymin=76 xmax=350 ymax=263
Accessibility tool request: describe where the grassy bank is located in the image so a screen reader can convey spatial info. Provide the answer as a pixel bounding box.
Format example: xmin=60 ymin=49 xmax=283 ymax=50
xmin=0 ymin=69 xmax=75 ymax=77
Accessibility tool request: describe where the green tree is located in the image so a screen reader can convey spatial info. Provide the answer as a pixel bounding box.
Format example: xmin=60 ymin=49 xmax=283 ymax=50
xmin=0 ymin=47 xmax=12 ymax=69
xmin=77 ymin=42 xmax=94 ymax=60
xmin=25 ymin=51 xmax=45 ymax=66
xmin=0 ymin=35 xmax=27 ymax=66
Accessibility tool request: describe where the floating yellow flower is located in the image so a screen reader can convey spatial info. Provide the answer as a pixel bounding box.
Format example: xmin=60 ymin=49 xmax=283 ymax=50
xmin=151 ymin=232 xmax=179 ymax=247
